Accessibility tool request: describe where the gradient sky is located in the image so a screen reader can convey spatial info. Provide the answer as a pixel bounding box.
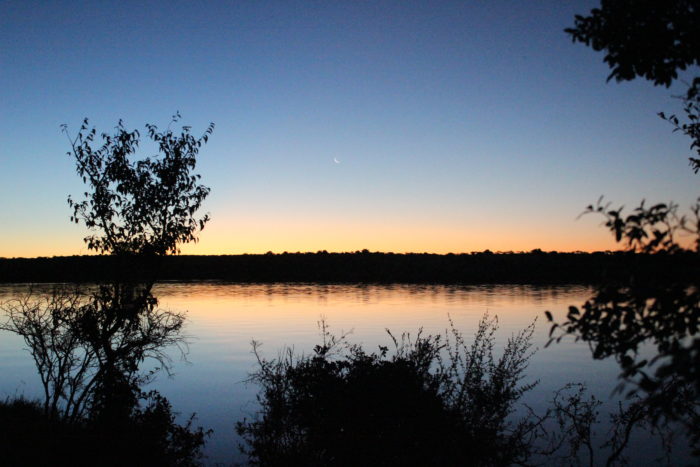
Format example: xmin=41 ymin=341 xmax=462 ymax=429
xmin=1 ymin=0 xmax=698 ymax=257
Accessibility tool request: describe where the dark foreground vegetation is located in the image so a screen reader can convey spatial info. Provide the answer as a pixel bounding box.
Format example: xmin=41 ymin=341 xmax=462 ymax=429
xmin=3 ymin=2 xmax=700 ymax=464
xmin=0 ymin=394 xmax=207 ymax=466
xmin=1 ymin=114 xmax=214 ymax=466
xmin=546 ymin=0 xmax=700 ymax=456
xmin=236 ymin=317 xmax=691 ymax=466
xmin=2 ymin=250 xmax=699 ymax=284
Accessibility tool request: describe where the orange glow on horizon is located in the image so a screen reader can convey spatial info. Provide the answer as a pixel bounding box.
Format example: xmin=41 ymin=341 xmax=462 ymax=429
xmin=177 ymin=217 xmax=619 ymax=256
xmin=0 ymin=216 xmax=621 ymax=258
xmin=1 ymin=230 xmax=620 ymax=259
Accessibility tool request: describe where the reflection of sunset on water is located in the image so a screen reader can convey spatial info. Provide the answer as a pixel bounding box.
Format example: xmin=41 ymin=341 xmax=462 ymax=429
xmin=0 ymin=283 xmax=670 ymax=464
xmin=153 ymin=282 xmax=592 ymax=348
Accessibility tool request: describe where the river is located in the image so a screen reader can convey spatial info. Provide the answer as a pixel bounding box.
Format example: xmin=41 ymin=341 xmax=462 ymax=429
xmin=0 ymin=282 xmax=692 ymax=465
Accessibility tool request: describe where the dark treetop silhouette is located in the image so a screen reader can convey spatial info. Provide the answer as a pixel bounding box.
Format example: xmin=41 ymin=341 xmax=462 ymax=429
xmin=566 ymin=0 xmax=700 ymax=172
xmin=64 ymin=113 xmax=213 ymax=257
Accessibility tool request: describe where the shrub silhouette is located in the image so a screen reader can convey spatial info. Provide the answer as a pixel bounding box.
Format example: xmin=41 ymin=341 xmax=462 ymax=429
xmin=237 ymin=315 xmax=539 ymax=466
xmin=0 ymin=394 xmax=208 ymax=467
xmin=238 ymin=315 xmax=688 ymax=466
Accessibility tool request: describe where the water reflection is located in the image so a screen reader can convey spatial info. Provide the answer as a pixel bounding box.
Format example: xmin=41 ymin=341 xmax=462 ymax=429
xmin=0 ymin=282 xmax=683 ymax=465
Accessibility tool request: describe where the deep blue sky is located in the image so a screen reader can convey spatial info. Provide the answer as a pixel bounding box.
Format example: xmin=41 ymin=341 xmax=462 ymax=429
xmin=1 ymin=0 xmax=697 ymax=256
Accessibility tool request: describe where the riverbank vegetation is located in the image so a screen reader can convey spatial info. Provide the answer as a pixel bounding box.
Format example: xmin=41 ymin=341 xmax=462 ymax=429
xmin=1 ymin=250 xmax=698 ymax=284
xmin=547 ymin=0 xmax=700 ymax=455
xmin=3 ymin=1 xmax=700 ymax=463
xmin=236 ymin=317 xmax=686 ymax=466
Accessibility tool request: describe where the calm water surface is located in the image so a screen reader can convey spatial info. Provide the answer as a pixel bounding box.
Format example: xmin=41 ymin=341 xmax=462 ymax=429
xmin=0 ymin=282 xmax=689 ymax=465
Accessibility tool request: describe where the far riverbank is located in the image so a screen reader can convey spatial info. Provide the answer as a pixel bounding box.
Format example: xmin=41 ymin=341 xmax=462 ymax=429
xmin=1 ymin=250 xmax=696 ymax=284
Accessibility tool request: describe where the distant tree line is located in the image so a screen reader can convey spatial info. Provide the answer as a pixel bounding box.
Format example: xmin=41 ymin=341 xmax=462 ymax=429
xmin=1 ymin=250 xmax=698 ymax=285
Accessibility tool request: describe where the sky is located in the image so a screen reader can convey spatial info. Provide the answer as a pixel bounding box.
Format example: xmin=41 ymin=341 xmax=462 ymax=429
xmin=1 ymin=0 xmax=698 ymax=257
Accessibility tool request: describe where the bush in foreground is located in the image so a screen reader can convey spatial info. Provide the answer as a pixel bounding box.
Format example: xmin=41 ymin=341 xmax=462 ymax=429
xmin=237 ymin=315 xmax=692 ymax=466
xmin=0 ymin=392 xmax=209 ymax=466
xmin=237 ymin=315 xmax=539 ymax=466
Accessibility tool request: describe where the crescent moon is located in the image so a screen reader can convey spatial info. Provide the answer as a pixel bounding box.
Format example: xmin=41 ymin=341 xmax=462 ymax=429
xmin=333 ymin=157 xmax=341 ymax=164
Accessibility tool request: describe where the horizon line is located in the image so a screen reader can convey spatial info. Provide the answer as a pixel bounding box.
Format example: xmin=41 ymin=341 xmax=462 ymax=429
xmin=0 ymin=248 xmax=627 ymax=260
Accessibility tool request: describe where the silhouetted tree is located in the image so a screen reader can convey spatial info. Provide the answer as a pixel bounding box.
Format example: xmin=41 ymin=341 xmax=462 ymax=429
xmin=566 ymin=0 xmax=700 ymax=171
xmin=59 ymin=113 xmax=214 ymax=420
xmin=0 ymin=288 xmax=98 ymax=421
xmin=548 ymin=1 xmax=700 ymax=454
xmin=1 ymin=113 xmax=214 ymax=463
xmin=64 ymin=112 xmax=213 ymax=257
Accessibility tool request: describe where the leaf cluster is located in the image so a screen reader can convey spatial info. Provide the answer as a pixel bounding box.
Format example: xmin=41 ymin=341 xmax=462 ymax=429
xmin=566 ymin=1 xmax=700 ymax=89
xmin=64 ymin=113 xmax=214 ymax=256
xmin=568 ymin=1 xmax=700 ymax=173
xmin=546 ymin=197 xmax=700 ymax=449
xmin=580 ymin=197 xmax=700 ymax=253
xmin=659 ymin=91 xmax=700 ymax=173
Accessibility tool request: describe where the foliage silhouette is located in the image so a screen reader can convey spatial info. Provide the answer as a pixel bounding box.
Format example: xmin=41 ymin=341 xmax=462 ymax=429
xmin=237 ymin=315 xmax=537 ymax=466
xmin=0 ymin=394 xmax=209 ymax=466
xmin=660 ymin=96 xmax=700 ymax=174
xmin=548 ymin=0 xmax=700 ymax=456
xmin=237 ymin=317 xmax=676 ymax=466
xmin=63 ymin=112 xmax=213 ymax=256
xmin=1 ymin=114 xmax=214 ymax=464
xmin=546 ymin=200 xmax=700 ymax=453
xmin=566 ymin=1 xmax=699 ymax=89
xmin=566 ymin=0 xmax=700 ymax=172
